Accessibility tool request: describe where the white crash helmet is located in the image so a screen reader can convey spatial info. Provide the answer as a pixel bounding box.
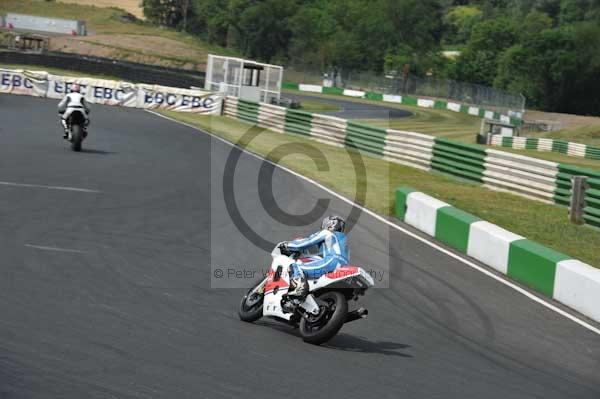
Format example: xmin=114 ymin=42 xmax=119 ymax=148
xmin=321 ymin=215 xmax=346 ymax=233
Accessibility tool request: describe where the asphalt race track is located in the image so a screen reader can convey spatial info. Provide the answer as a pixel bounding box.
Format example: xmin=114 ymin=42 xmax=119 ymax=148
xmin=0 ymin=94 xmax=599 ymax=399
xmin=284 ymin=92 xmax=413 ymax=120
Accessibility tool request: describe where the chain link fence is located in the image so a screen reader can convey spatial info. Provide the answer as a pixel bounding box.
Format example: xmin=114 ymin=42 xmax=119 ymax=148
xmin=0 ymin=49 xmax=206 ymax=89
xmin=284 ymin=66 xmax=525 ymax=113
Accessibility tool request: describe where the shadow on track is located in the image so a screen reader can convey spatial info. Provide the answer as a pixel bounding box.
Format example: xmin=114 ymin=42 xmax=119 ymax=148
xmin=254 ymin=321 xmax=412 ymax=357
xmin=79 ymin=149 xmax=115 ymax=155
xmin=324 ymin=334 xmax=413 ymax=357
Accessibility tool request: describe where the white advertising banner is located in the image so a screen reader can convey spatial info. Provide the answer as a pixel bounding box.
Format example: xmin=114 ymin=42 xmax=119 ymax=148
xmin=46 ymin=75 xmax=139 ymax=107
xmin=0 ymin=69 xmax=48 ymax=97
xmin=137 ymin=84 xmax=222 ymax=114
xmin=0 ymin=69 xmax=223 ymax=115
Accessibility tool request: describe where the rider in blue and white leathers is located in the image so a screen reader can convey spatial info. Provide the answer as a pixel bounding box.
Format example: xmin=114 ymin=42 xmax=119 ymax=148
xmin=284 ymin=215 xmax=348 ymax=299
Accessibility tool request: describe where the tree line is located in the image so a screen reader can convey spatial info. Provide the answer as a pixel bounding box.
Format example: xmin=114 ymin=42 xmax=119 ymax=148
xmin=141 ymin=0 xmax=600 ymax=115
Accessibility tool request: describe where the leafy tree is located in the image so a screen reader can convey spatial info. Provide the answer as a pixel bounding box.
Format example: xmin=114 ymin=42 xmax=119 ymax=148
xmin=443 ymin=5 xmax=483 ymax=44
xmin=451 ymin=18 xmax=518 ymax=85
xmin=288 ymin=2 xmax=337 ymax=67
xmin=559 ymin=0 xmax=589 ymax=23
xmin=191 ymin=0 xmax=230 ymax=45
xmin=495 ymin=21 xmax=600 ymax=113
xmin=522 ymin=10 xmax=554 ymax=36
xmin=142 ymin=0 xmax=188 ymax=28
xmin=138 ymin=0 xmax=600 ymax=115
xmin=232 ymin=0 xmax=298 ymax=62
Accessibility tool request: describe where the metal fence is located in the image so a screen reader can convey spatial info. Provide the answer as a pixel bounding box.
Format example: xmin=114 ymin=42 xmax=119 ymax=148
xmin=0 ymin=49 xmax=206 ymax=89
xmin=283 ymin=66 xmax=525 ymax=113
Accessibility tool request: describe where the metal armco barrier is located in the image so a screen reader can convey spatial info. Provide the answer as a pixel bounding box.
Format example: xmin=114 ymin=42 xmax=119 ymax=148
xmin=223 ymin=97 xmax=600 ymax=228
xmin=490 ymin=135 xmax=600 ymax=161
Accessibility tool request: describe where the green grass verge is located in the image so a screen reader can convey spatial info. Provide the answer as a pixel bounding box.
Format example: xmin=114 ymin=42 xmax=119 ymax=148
xmin=285 ymin=91 xmax=600 ymax=170
xmin=361 ymin=110 xmax=480 ymax=143
xmin=492 ymin=146 xmax=600 ymax=170
xmin=544 ymin=125 xmax=600 ymax=147
xmin=298 ymin=100 xmax=341 ymax=113
xmin=283 ymin=90 xmax=483 ymax=143
xmin=494 ymin=125 xmax=600 ymax=170
xmin=159 ymin=111 xmax=600 ymax=269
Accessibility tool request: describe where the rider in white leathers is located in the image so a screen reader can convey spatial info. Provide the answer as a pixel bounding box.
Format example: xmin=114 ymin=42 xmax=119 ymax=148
xmin=57 ymin=84 xmax=90 ymax=139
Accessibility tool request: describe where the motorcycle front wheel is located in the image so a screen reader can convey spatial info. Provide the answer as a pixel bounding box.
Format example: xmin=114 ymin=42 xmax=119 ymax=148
xmin=299 ymin=291 xmax=348 ymax=345
xmin=238 ymin=277 xmax=266 ymax=322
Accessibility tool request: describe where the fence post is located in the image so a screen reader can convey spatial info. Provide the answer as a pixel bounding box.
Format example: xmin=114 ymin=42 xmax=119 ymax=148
xmin=569 ymin=176 xmax=588 ymax=225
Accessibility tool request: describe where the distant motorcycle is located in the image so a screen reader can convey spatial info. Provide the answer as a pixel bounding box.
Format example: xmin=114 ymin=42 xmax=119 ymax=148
xmin=64 ymin=109 xmax=87 ymax=152
xmin=238 ymin=242 xmax=374 ymax=345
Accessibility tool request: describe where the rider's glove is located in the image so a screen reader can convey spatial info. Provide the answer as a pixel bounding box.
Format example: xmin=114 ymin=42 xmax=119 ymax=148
xmin=279 ymin=242 xmax=291 ymax=256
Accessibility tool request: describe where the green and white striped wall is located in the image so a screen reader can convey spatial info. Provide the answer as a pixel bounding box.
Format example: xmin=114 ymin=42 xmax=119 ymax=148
xmin=282 ymin=82 xmax=523 ymax=125
xmin=223 ymin=97 xmax=600 ymax=228
xmin=396 ymin=187 xmax=600 ymax=323
xmin=491 ymin=135 xmax=600 ymax=161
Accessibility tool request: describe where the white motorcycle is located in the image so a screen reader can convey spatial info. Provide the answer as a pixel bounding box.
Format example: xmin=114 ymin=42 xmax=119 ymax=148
xmin=62 ymin=109 xmax=88 ymax=152
xmin=238 ymin=242 xmax=374 ymax=345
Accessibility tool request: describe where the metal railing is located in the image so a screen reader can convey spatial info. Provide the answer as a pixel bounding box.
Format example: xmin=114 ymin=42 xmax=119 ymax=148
xmin=283 ymin=66 xmax=525 ymax=114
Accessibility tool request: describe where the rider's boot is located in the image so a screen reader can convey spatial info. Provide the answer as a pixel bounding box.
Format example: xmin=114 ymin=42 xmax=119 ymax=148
xmin=282 ymin=267 xmax=308 ymax=313
xmin=287 ymin=274 xmax=308 ymax=299
xmin=61 ymin=119 xmax=69 ymax=139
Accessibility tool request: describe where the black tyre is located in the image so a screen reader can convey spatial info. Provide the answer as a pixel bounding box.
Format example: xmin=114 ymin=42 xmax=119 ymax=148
xmin=71 ymin=124 xmax=82 ymax=152
xmin=238 ymin=278 xmax=266 ymax=322
xmin=299 ymin=291 xmax=348 ymax=345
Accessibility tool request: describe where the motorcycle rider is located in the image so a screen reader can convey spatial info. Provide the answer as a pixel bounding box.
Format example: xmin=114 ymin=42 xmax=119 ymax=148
xmin=57 ymin=83 xmax=90 ymax=139
xmin=281 ymin=215 xmax=349 ymax=301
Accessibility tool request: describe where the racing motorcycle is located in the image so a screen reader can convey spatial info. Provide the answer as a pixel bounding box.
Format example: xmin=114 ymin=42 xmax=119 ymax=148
xmin=64 ymin=110 xmax=87 ymax=152
xmin=238 ymin=242 xmax=374 ymax=345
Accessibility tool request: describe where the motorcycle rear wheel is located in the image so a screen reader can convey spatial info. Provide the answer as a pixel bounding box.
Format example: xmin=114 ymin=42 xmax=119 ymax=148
xmin=70 ymin=124 xmax=82 ymax=152
xmin=299 ymin=291 xmax=347 ymax=345
xmin=238 ymin=278 xmax=266 ymax=322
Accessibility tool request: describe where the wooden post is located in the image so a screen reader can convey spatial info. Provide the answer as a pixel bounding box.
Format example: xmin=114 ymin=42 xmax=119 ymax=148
xmin=570 ymin=176 xmax=588 ymax=225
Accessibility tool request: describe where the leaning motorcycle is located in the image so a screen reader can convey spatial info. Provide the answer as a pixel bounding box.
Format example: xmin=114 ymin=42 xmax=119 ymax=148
xmin=64 ymin=110 xmax=87 ymax=152
xmin=238 ymin=242 xmax=374 ymax=345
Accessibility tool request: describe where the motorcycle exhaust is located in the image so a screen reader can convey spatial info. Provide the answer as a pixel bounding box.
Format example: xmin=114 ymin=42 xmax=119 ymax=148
xmin=345 ymin=307 xmax=368 ymax=323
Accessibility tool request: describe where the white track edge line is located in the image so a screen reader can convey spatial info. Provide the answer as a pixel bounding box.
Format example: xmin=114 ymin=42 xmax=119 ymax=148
xmin=0 ymin=181 xmax=100 ymax=193
xmin=146 ymin=109 xmax=600 ymax=336
xmin=25 ymin=244 xmax=87 ymax=254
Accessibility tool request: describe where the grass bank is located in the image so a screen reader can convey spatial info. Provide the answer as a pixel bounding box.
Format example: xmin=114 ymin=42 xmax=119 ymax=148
xmin=284 ymin=90 xmax=486 ymax=143
xmin=0 ymin=0 xmax=235 ymax=70
xmin=160 ymin=111 xmax=600 ymax=269
xmin=58 ymin=0 xmax=144 ymax=19
xmin=299 ymin=100 xmax=341 ymax=113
